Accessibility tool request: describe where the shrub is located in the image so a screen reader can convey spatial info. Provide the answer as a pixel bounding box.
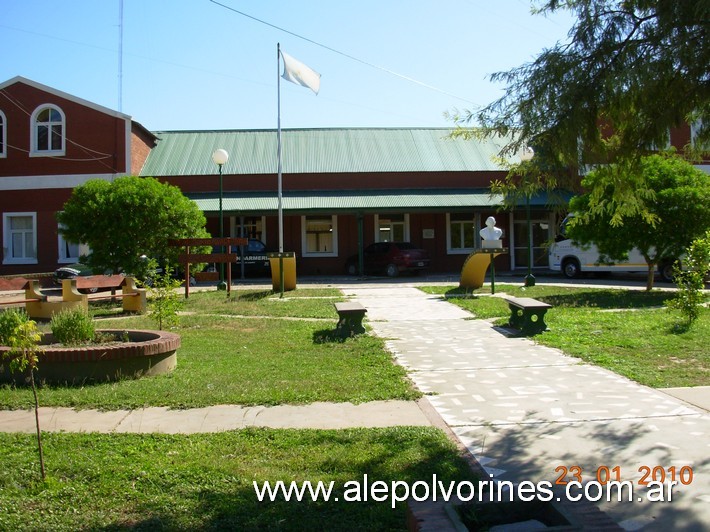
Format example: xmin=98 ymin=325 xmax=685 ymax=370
xmin=667 ymin=230 xmax=710 ymax=328
xmin=50 ymin=307 xmax=95 ymax=346
xmin=147 ymin=261 xmax=184 ymax=330
xmin=0 ymin=308 xmax=30 ymax=345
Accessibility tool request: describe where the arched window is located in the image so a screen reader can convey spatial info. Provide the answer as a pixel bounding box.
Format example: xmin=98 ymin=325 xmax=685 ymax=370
xmin=0 ymin=110 xmax=6 ymax=158
xmin=31 ymin=104 xmax=65 ymax=155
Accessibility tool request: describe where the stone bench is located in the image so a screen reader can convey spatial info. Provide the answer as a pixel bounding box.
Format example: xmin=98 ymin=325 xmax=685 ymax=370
xmin=505 ymin=297 xmax=552 ymax=336
xmin=334 ymin=302 xmax=367 ymax=338
xmin=7 ymin=277 xmax=147 ymax=319
xmin=21 ymin=279 xmax=88 ymax=319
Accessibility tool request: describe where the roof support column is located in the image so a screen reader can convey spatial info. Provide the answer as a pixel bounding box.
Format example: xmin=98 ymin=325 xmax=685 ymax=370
xmin=357 ymin=212 xmax=364 ymax=276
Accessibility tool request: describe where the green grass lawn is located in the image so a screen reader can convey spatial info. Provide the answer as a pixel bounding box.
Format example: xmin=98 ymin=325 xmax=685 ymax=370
xmin=420 ymin=284 xmax=709 ymax=388
xmin=0 ymin=289 xmax=420 ymax=410
xmin=0 ymin=427 xmax=476 ymax=531
xmin=0 ymin=288 xmax=476 ymax=531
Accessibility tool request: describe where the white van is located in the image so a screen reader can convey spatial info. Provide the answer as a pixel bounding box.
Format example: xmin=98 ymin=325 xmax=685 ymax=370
xmin=548 ymin=216 xmax=676 ymax=282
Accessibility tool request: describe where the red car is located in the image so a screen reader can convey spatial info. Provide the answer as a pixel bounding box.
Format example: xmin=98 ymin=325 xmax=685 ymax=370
xmin=345 ymin=242 xmax=431 ymax=277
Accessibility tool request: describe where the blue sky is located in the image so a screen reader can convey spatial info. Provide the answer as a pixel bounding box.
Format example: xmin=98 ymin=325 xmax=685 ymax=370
xmin=1 ymin=0 xmax=575 ymax=132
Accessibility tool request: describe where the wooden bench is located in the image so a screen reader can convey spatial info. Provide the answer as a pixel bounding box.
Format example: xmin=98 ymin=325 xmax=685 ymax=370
xmin=0 ymin=297 xmax=42 ymax=308
xmin=74 ymin=274 xmax=126 ymax=294
xmin=87 ymin=277 xmax=147 ymax=313
xmin=505 ymin=297 xmax=552 ymax=336
xmin=334 ymin=302 xmax=367 ymax=337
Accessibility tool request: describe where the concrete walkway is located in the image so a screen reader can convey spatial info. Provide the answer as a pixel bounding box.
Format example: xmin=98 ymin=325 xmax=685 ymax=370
xmin=0 ymin=400 xmax=430 ymax=433
xmin=340 ymin=284 xmax=710 ymax=531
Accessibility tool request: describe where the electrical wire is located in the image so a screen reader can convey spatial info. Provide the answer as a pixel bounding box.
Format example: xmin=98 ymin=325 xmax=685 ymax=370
xmin=4 ymin=143 xmax=113 ymax=162
xmin=1 ymin=88 xmax=119 ymax=170
xmin=208 ymin=0 xmax=480 ymax=107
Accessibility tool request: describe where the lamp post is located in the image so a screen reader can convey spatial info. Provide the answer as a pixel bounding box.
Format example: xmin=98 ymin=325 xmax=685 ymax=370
xmin=212 ymin=148 xmax=229 ymax=291
xmin=518 ymin=146 xmax=536 ymax=287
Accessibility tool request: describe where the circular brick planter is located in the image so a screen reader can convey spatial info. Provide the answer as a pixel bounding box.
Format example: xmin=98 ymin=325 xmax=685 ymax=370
xmin=0 ymin=330 xmax=180 ymax=384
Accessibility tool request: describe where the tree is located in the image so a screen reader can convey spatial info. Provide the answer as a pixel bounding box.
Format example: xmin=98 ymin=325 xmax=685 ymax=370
xmin=566 ymin=153 xmax=710 ymax=290
xmin=57 ymin=176 xmax=211 ymax=277
xmin=453 ymin=0 xmax=710 ymax=216
xmin=667 ymin=230 xmax=710 ymax=329
xmin=0 ymin=310 xmax=46 ymax=480
xmin=145 ymin=260 xmax=184 ymax=330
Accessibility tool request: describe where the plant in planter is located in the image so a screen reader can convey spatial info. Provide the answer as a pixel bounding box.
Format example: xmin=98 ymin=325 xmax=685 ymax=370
xmin=1 ymin=306 xmax=180 ymax=385
xmin=50 ymin=307 xmax=96 ymax=345
xmin=0 ymin=309 xmax=46 ymax=480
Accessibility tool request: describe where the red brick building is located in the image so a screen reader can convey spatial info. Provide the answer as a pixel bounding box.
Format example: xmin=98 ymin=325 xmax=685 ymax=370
xmin=4 ymin=77 xmax=700 ymax=278
xmin=0 ymin=77 xmax=156 ymax=276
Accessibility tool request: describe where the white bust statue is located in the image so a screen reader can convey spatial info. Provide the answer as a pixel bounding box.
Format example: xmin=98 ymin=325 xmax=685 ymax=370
xmin=480 ymin=216 xmax=503 ymax=248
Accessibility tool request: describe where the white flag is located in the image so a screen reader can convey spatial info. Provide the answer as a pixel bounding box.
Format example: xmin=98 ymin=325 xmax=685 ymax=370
xmin=281 ymin=51 xmax=321 ymax=95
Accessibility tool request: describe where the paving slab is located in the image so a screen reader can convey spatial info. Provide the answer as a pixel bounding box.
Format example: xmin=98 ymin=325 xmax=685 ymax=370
xmin=453 ymin=415 xmax=710 ymax=531
xmin=415 ymin=364 xmax=698 ymax=426
xmin=0 ymin=400 xmax=431 ymax=434
xmin=340 ymin=286 xmax=471 ymax=321
xmin=341 ymin=284 xmax=710 ymax=531
xmin=660 ymin=386 xmax=710 ymax=412
xmin=377 ymin=319 xmax=580 ymax=371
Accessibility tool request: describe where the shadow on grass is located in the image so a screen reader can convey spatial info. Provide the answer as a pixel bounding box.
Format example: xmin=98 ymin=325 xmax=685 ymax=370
xmin=443 ymin=287 xmax=479 ymax=299
xmin=668 ymin=321 xmax=693 ymax=335
xmin=312 ymin=328 xmax=347 ymax=344
xmin=36 ymin=428 xmax=478 ymax=531
xmin=230 ymin=290 xmax=274 ymax=302
xmin=534 ymin=290 xmax=669 ymax=309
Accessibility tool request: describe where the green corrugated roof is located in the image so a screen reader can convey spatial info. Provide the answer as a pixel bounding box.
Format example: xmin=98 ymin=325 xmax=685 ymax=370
xmin=140 ymin=128 xmax=512 ymax=176
xmin=188 ymin=189 xmax=569 ymax=214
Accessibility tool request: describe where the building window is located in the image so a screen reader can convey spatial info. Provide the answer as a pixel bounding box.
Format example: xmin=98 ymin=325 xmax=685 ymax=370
xmin=232 ymin=216 xmax=266 ymax=243
xmin=3 ymin=213 xmax=37 ymax=264
xmin=302 ymin=215 xmax=337 ymax=256
xmin=447 ymin=213 xmax=477 ymax=254
xmin=31 ymin=104 xmax=65 ymax=156
xmin=0 ymin=110 xmax=6 ymax=158
xmin=375 ymin=214 xmax=409 ymax=242
xmin=58 ymin=222 xmax=86 ymax=264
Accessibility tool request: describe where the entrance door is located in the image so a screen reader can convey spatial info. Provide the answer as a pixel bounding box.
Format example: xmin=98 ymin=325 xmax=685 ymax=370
xmin=513 ymin=212 xmax=551 ymax=269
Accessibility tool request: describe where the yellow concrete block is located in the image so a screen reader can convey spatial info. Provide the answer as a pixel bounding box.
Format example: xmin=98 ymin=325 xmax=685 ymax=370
xmin=25 ymin=279 xmax=87 ymax=320
xmin=121 ymin=277 xmax=147 ymax=313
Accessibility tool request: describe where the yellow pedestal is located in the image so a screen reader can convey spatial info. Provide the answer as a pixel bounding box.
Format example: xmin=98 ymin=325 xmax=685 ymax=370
xmin=121 ymin=277 xmax=147 ymax=313
xmin=267 ymin=252 xmax=297 ymax=292
xmin=459 ymin=249 xmax=507 ymax=290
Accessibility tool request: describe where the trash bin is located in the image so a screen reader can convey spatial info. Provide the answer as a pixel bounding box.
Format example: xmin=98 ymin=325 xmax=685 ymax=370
xmin=267 ymin=252 xmax=297 ymax=292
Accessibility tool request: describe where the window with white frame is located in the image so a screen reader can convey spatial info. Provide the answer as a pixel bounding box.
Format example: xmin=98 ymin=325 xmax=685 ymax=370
xmin=447 ymin=213 xmax=477 ymax=253
xmin=57 ymin=222 xmax=84 ymax=263
xmin=375 ymin=214 xmax=408 ymax=242
xmin=302 ymin=215 xmax=337 ymax=256
xmin=31 ymin=104 xmax=65 ymax=156
xmin=0 ymin=110 xmax=6 ymax=158
xmin=232 ymin=216 xmax=266 ymax=242
xmin=3 ymin=213 xmax=37 ymax=264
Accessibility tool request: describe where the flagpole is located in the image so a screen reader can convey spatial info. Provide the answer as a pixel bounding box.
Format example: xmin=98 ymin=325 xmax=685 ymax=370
xmin=276 ymin=43 xmax=285 ymax=297
xmin=275 ymin=44 xmax=319 ymax=297
xmin=277 ymin=43 xmax=283 ymax=254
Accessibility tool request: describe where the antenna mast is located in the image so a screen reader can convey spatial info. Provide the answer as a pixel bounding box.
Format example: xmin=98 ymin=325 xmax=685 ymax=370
xmin=118 ymin=0 xmax=124 ymax=112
